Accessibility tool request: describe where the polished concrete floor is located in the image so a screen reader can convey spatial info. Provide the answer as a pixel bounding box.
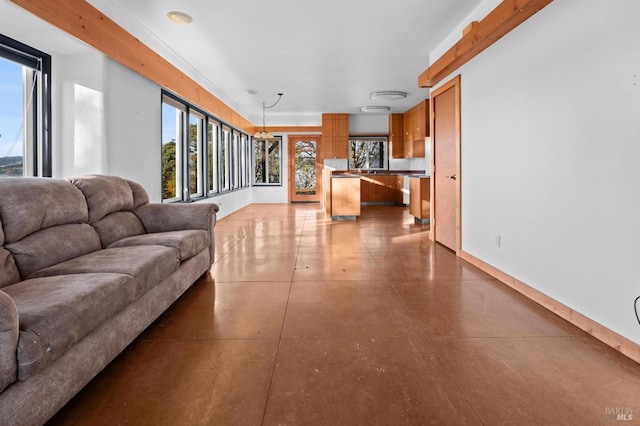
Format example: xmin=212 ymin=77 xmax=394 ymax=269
xmin=49 ymin=204 xmax=640 ymax=425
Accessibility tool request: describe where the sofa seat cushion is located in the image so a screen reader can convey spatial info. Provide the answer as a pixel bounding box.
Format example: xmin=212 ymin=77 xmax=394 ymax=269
xmin=2 ymin=273 xmax=135 ymax=380
xmin=28 ymin=245 xmax=180 ymax=298
xmin=108 ymin=230 xmax=209 ymax=261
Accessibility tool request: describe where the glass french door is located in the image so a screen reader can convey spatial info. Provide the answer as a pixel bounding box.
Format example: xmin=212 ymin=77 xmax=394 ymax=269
xmin=288 ymin=135 xmax=322 ymax=203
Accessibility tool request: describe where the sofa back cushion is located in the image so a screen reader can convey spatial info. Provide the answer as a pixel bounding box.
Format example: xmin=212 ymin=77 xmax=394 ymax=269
xmin=0 ymin=248 xmax=20 ymax=289
xmin=92 ymin=211 xmax=146 ymax=248
xmin=5 ymin=224 xmax=102 ymax=279
xmin=0 ymin=177 xmax=89 ymax=243
xmin=68 ymin=175 xmax=148 ymax=247
xmin=0 ymin=215 xmax=20 ymax=288
xmin=67 ymin=175 xmax=135 ymax=223
xmin=0 ymin=177 xmax=98 ymax=280
xmin=126 ymin=179 xmax=150 ymax=210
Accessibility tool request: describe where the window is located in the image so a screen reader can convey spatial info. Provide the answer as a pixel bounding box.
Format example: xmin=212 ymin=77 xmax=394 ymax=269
xmin=162 ymin=90 xmax=249 ymax=202
xmin=0 ymin=35 xmax=51 ymax=177
xmin=349 ymin=137 xmax=388 ymax=171
xmin=161 ymin=97 xmax=184 ymax=201
xmin=231 ymin=130 xmax=240 ymax=190
xmin=220 ymin=126 xmax=231 ymax=192
xmin=240 ymin=133 xmax=250 ymax=188
xmin=189 ymin=111 xmax=204 ymax=198
xmin=207 ymin=120 xmax=219 ymax=194
xmin=253 ymin=137 xmax=282 ymax=185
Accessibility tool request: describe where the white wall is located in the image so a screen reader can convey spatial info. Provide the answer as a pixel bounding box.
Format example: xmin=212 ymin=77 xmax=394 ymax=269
xmin=104 ymin=59 xmax=161 ymax=199
xmin=54 ymin=54 xmax=108 ymax=177
xmin=431 ymin=0 xmax=640 ymax=343
xmin=349 ymin=114 xmax=387 ymax=134
xmin=53 ymin=54 xmax=164 ymax=200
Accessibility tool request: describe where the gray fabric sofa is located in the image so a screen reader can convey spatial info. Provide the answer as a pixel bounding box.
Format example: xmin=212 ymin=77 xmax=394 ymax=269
xmin=0 ymin=175 xmax=219 ymax=425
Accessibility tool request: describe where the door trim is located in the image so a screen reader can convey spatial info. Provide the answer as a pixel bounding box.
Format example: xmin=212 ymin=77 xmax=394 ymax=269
xmin=429 ymin=74 xmax=461 ymax=254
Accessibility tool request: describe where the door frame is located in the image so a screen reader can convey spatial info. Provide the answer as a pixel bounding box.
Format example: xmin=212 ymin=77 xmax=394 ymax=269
xmin=429 ymin=74 xmax=462 ymax=254
xmin=288 ymin=134 xmax=323 ymax=203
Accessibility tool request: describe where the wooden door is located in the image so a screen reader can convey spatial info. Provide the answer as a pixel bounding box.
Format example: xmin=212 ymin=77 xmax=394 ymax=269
xmin=289 ymin=135 xmax=322 ymax=203
xmin=431 ymin=75 xmax=461 ymax=252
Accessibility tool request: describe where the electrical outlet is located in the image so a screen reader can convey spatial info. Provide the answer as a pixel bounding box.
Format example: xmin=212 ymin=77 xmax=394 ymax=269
xmin=495 ymin=234 xmax=501 ymax=248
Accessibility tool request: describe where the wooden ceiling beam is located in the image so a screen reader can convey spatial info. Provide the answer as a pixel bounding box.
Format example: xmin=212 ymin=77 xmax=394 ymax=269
xmin=418 ymin=0 xmax=554 ymax=88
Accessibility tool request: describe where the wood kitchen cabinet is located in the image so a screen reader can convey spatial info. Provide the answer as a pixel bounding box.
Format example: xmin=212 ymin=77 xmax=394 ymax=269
xmin=322 ymin=113 xmax=349 ymax=159
xmin=360 ymin=174 xmax=403 ymax=204
xmin=409 ymin=176 xmax=430 ymax=223
xmin=388 ymin=113 xmax=404 ymax=159
xmin=330 ymin=175 xmax=361 ymax=219
xmin=402 ymin=99 xmax=429 ymax=158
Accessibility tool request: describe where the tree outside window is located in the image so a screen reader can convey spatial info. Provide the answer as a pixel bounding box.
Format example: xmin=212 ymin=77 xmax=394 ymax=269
xmin=254 ymin=137 xmax=281 ymax=185
xmin=349 ymin=137 xmax=387 ymax=170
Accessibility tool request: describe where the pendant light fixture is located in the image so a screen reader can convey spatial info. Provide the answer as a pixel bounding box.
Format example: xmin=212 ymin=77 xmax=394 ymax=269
xmin=253 ymin=93 xmax=284 ymax=141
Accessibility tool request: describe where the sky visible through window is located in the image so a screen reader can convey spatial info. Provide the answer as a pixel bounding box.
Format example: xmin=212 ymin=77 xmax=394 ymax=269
xmin=0 ymin=57 xmax=23 ymax=160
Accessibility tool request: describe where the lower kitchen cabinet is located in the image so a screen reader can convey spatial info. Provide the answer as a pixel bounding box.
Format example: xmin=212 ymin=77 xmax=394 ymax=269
xmin=330 ymin=175 xmax=361 ymax=219
xmin=360 ymin=175 xmax=403 ymax=204
xmin=409 ymin=176 xmax=430 ymax=223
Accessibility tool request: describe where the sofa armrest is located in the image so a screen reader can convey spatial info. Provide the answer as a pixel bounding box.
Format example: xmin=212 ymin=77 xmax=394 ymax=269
xmin=0 ymin=290 xmax=18 ymax=393
xmin=134 ymin=202 xmax=219 ymax=264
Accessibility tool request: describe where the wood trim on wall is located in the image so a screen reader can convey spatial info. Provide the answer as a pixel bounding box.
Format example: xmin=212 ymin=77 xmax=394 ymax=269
xmin=11 ymin=0 xmax=255 ymax=133
xmin=418 ymin=0 xmax=554 ymax=88
xmin=460 ymin=250 xmax=640 ymax=365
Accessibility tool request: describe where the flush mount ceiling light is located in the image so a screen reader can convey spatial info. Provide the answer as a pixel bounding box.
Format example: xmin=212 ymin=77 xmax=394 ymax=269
xmin=253 ymin=93 xmax=284 ymax=141
xmin=167 ymin=11 xmax=194 ymax=25
xmin=360 ymin=106 xmax=391 ymax=113
xmin=369 ymin=91 xmax=408 ymax=101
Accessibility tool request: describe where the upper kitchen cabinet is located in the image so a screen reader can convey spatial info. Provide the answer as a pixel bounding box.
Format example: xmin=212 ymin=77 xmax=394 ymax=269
xmin=388 ymin=113 xmax=404 ymax=159
xmin=322 ymin=113 xmax=349 ymax=159
xmin=402 ymin=99 xmax=429 ymax=158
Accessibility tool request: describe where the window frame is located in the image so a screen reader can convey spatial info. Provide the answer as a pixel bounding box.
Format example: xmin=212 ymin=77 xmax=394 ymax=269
xmin=161 ymin=90 xmax=250 ymax=203
xmin=188 ymin=110 xmax=205 ymax=199
xmin=207 ymin=119 xmax=220 ymax=196
xmin=252 ymin=136 xmax=282 ymax=186
xmin=348 ymin=136 xmax=389 ymax=171
xmin=0 ymin=34 xmax=52 ymax=177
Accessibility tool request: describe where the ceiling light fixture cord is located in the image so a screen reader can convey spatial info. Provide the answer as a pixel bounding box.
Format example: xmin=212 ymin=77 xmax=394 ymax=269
xmin=254 ymin=93 xmax=284 ymax=141
xmin=262 ymin=92 xmax=283 ymax=131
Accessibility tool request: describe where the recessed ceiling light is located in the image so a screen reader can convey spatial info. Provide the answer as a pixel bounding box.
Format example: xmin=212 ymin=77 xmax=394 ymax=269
xmin=360 ymin=106 xmax=391 ymax=113
xmin=167 ymin=11 xmax=194 ymax=25
xmin=369 ymin=91 xmax=408 ymax=101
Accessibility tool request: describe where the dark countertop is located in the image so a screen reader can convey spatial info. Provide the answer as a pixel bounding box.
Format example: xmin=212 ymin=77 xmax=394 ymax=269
xmin=331 ymin=170 xmax=426 ymax=176
xmin=331 ymin=173 xmax=361 ymax=178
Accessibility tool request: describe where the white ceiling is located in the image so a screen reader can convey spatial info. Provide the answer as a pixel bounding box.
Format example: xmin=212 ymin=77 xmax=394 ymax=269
xmin=86 ymin=0 xmax=481 ymax=125
xmin=2 ymin=0 xmax=482 ymax=126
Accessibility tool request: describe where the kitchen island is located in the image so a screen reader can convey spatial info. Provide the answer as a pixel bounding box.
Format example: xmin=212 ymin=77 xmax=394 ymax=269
xmin=323 ymin=169 xmax=426 ymax=220
xmin=324 ymin=173 xmax=361 ymax=220
xmin=409 ymin=175 xmax=430 ymax=223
